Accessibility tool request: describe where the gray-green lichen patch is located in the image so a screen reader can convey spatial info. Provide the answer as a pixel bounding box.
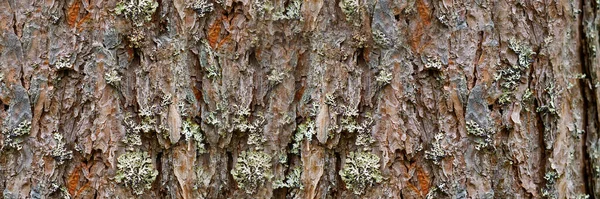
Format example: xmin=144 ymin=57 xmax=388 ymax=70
xmin=424 ymin=132 xmax=446 ymax=165
xmin=339 ymin=0 xmax=360 ymax=25
xmin=181 ymin=119 xmax=206 ymax=154
xmin=372 ymin=29 xmax=391 ymax=48
xmin=2 ymin=120 xmax=31 ymax=150
xmin=424 ymin=57 xmax=443 ymax=70
xmin=50 ymin=133 xmax=73 ymax=165
xmin=508 ymin=38 xmax=535 ymax=68
xmin=267 ymin=69 xmax=287 ymax=85
xmin=54 ymin=56 xmax=73 ymax=70
xmin=272 ymin=0 xmax=303 ymax=21
xmin=188 ymin=0 xmax=214 ymax=18
xmin=536 ymin=84 xmax=559 ymax=116
xmin=339 ymin=151 xmax=383 ymax=195
xmin=273 ymin=166 xmax=303 ymax=190
xmin=115 ymin=151 xmax=158 ymax=195
xmin=465 ymin=120 xmax=494 ymax=150
xmin=291 ymin=119 xmax=316 ymax=154
xmin=540 ymin=170 xmax=559 ymax=199
xmin=104 ymin=69 xmax=122 ymax=87
xmin=115 ymin=0 xmax=159 ymax=27
xmin=231 ymin=150 xmax=273 ymax=195
xmin=375 ymin=69 xmax=393 ymax=86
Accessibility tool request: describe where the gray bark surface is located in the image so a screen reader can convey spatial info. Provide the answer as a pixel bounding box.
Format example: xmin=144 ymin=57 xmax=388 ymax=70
xmin=0 ymin=0 xmax=598 ymax=198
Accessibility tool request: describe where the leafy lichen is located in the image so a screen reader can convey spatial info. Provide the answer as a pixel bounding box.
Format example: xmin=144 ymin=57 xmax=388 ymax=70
xmin=115 ymin=151 xmax=158 ymax=195
xmin=51 ymin=133 xmax=73 ymax=165
xmin=424 ymin=132 xmax=446 ymax=165
xmin=273 ymin=166 xmax=303 ymax=190
xmin=188 ymin=0 xmax=214 ymax=17
xmin=182 ymin=119 xmax=207 ymax=154
xmin=466 ymin=120 xmax=493 ymax=150
xmin=115 ymin=0 xmax=159 ymax=27
xmin=2 ymin=120 xmax=31 ymax=150
xmin=231 ymin=150 xmax=273 ymax=194
xmin=339 ymin=151 xmax=383 ymax=195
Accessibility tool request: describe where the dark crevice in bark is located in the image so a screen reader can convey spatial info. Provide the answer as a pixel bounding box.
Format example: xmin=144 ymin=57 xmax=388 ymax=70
xmin=579 ymin=0 xmax=597 ymax=196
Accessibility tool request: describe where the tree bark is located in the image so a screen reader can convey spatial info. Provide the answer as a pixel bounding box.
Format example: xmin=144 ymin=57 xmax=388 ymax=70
xmin=0 ymin=0 xmax=598 ymax=198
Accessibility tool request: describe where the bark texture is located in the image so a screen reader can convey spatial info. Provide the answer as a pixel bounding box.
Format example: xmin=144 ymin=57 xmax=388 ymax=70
xmin=0 ymin=0 xmax=598 ymax=198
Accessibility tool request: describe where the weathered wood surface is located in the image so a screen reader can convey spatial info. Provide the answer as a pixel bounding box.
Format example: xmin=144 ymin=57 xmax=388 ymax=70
xmin=0 ymin=0 xmax=598 ymax=198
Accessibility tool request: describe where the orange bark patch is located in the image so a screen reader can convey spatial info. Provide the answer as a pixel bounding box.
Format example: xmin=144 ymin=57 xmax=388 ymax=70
xmin=416 ymin=167 xmax=430 ymax=196
xmin=207 ymin=20 xmax=222 ymax=48
xmin=67 ymin=0 xmax=81 ymax=28
xmin=76 ymin=13 xmax=91 ymax=31
xmin=66 ymin=164 xmax=82 ymax=196
xmin=410 ymin=0 xmax=432 ymax=53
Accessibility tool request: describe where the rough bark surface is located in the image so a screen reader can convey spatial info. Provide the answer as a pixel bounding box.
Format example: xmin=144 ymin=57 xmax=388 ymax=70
xmin=0 ymin=0 xmax=598 ymax=198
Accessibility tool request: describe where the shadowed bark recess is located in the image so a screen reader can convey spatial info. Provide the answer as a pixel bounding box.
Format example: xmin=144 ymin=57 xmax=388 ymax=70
xmin=0 ymin=0 xmax=598 ymax=198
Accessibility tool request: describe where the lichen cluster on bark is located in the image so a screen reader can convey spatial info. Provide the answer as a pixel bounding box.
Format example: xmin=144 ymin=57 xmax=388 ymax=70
xmin=0 ymin=0 xmax=599 ymax=198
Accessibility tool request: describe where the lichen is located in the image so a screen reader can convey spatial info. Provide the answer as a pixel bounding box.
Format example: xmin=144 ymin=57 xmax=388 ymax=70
xmin=2 ymin=120 xmax=31 ymax=150
xmin=115 ymin=0 xmax=159 ymax=27
xmin=231 ymin=150 xmax=273 ymax=194
xmin=339 ymin=151 xmax=383 ymax=195
xmin=540 ymin=170 xmax=559 ymax=199
xmin=115 ymin=151 xmax=158 ymax=195
xmin=291 ymin=119 xmax=315 ymax=154
xmin=55 ymin=56 xmax=73 ymax=70
xmin=273 ymin=0 xmax=303 ymax=21
xmin=104 ymin=69 xmax=122 ymax=87
xmin=273 ymin=166 xmax=303 ymax=190
xmin=536 ymin=84 xmax=559 ymax=116
xmin=188 ymin=0 xmax=214 ymax=17
xmin=424 ymin=132 xmax=446 ymax=165
xmin=372 ymin=29 xmax=391 ymax=48
xmin=466 ymin=120 xmax=493 ymax=150
xmin=494 ymin=64 xmax=527 ymax=104
xmin=424 ymin=57 xmax=443 ymax=70
xmin=51 ymin=133 xmax=73 ymax=165
xmin=182 ymin=119 xmax=207 ymax=154
xmin=375 ymin=69 xmax=393 ymax=86
xmin=508 ymin=38 xmax=535 ymax=68
xmin=339 ymin=0 xmax=359 ymax=25
xmin=267 ymin=69 xmax=287 ymax=85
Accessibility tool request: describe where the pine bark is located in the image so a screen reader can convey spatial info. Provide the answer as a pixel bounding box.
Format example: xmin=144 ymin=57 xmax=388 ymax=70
xmin=0 ymin=0 xmax=598 ymax=198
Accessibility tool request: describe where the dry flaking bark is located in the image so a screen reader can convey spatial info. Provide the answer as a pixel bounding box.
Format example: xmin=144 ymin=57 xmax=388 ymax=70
xmin=0 ymin=0 xmax=598 ymax=198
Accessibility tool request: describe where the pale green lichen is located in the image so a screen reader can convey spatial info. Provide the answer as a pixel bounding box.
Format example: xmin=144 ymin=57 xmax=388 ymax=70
xmin=291 ymin=119 xmax=316 ymax=154
xmin=575 ymin=194 xmax=590 ymax=199
xmin=339 ymin=0 xmax=359 ymax=24
xmin=372 ymin=29 xmax=391 ymax=48
xmin=182 ymin=119 xmax=207 ymax=154
xmin=188 ymin=0 xmax=214 ymax=17
xmin=104 ymin=69 xmax=121 ymax=87
xmin=425 ymin=57 xmax=443 ymax=70
xmin=201 ymin=40 xmax=221 ymax=79
xmin=51 ymin=133 xmax=73 ymax=165
xmin=231 ymin=150 xmax=273 ymax=194
xmin=115 ymin=151 xmax=158 ymax=195
xmin=375 ymin=69 xmax=393 ymax=86
xmin=424 ymin=132 xmax=446 ymax=165
xmin=115 ymin=0 xmax=159 ymax=27
xmin=273 ymin=0 xmax=303 ymax=21
xmin=137 ymin=106 xmax=156 ymax=133
xmin=273 ymin=166 xmax=303 ymax=190
xmin=267 ymin=69 xmax=287 ymax=85
xmin=466 ymin=120 xmax=493 ymax=150
xmin=541 ymin=170 xmax=559 ymax=199
xmin=508 ymin=38 xmax=535 ymax=68
xmin=494 ymin=64 xmax=527 ymax=104
xmin=55 ymin=57 xmax=72 ymax=70
xmin=339 ymin=151 xmax=383 ymax=195
xmin=536 ymin=84 xmax=559 ymax=115
xmin=2 ymin=120 xmax=31 ymax=150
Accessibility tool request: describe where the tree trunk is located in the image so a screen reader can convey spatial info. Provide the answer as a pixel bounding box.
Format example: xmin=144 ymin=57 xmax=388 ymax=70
xmin=0 ymin=0 xmax=598 ymax=198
